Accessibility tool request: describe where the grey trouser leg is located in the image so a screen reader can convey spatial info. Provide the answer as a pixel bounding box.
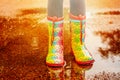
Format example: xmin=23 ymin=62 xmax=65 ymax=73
xmin=48 ymin=0 xmax=63 ymax=17
xmin=70 ymin=0 xmax=86 ymax=16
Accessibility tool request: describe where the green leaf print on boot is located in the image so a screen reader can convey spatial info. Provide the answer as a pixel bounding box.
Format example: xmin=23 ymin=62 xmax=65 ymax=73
xmin=70 ymin=14 xmax=95 ymax=65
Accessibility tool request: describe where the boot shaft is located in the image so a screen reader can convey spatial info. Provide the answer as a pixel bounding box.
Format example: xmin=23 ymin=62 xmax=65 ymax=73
xmin=70 ymin=19 xmax=86 ymax=45
xmin=46 ymin=19 xmax=64 ymax=66
xmin=48 ymin=20 xmax=64 ymax=54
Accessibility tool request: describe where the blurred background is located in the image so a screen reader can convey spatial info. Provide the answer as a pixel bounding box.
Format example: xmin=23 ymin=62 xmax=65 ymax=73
xmin=0 ymin=0 xmax=120 ymax=16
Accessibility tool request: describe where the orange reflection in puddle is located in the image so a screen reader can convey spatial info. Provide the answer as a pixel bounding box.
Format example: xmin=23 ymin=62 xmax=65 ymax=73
xmin=47 ymin=61 xmax=93 ymax=80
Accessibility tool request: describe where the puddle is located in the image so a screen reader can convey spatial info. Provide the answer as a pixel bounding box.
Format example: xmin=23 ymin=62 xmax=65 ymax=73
xmin=0 ymin=8 xmax=120 ymax=80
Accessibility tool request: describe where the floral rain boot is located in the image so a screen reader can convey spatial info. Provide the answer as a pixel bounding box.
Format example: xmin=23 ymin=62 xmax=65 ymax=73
xmin=70 ymin=14 xmax=95 ymax=64
xmin=46 ymin=17 xmax=64 ymax=67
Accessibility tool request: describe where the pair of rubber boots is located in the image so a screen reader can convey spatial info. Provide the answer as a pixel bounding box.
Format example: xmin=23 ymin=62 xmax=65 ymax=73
xmin=46 ymin=14 xmax=94 ymax=67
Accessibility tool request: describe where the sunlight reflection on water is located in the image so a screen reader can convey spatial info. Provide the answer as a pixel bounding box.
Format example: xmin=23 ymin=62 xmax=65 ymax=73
xmin=0 ymin=8 xmax=120 ymax=79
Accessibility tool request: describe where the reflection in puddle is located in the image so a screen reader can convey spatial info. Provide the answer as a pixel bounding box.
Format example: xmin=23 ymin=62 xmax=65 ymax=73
xmin=48 ymin=67 xmax=65 ymax=80
xmin=95 ymin=29 xmax=120 ymax=58
xmin=47 ymin=61 xmax=93 ymax=80
xmin=71 ymin=62 xmax=93 ymax=80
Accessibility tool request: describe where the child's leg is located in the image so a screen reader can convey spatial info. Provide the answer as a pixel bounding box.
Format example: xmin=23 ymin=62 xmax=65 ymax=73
xmin=46 ymin=0 xmax=64 ymax=66
xmin=70 ymin=0 xmax=86 ymax=16
xmin=48 ymin=0 xmax=63 ymax=17
xmin=70 ymin=0 xmax=94 ymax=64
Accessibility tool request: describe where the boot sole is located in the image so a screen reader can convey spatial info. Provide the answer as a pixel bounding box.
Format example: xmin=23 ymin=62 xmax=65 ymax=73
xmin=76 ymin=59 xmax=95 ymax=65
xmin=46 ymin=62 xmax=65 ymax=67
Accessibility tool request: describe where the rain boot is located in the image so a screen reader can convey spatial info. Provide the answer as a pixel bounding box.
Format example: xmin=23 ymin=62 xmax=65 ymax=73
xmin=70 ymin=0 xmax=94 ymax=65
xmin=70 ymin=14 xmax=94 ymax=64
xmin=46 ymin=17 xmax=64 ymax=66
